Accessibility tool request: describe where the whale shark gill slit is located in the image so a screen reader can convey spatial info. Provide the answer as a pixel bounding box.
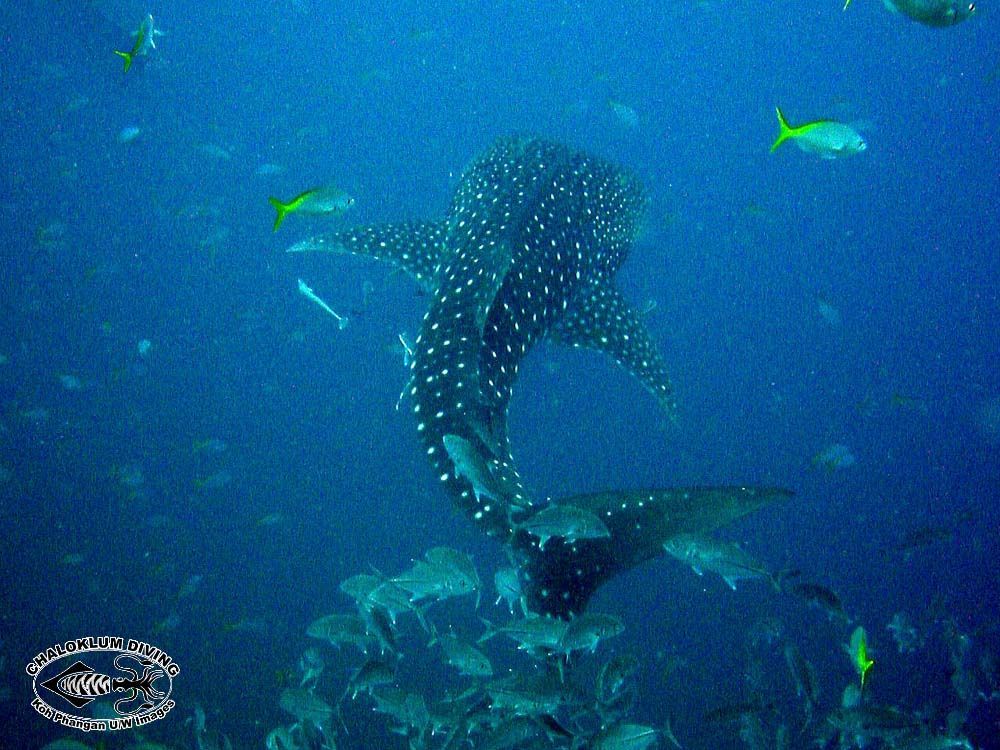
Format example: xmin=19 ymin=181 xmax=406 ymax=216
xmin=289 ymin=136 xmax=791 ymax=617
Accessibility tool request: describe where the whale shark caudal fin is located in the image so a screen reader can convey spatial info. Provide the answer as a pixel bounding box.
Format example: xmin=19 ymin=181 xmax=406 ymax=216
xmin=515 ymin=486 xmax=793 ymax=618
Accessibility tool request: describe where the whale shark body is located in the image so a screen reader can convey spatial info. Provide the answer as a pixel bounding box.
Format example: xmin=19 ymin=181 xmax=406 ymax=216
xmin=290 ymin=137 xmax=790 ymax=617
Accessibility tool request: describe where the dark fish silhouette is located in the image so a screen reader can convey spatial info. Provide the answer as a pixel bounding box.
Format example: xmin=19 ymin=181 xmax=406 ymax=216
xmin=289 ymin=137 xmax=791 ymax=616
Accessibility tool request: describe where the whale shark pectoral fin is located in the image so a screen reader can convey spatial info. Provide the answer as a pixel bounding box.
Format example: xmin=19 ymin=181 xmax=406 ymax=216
xmin=285 ymin=220 xmax=447 ymax=292
xmin=552 ymin=285 xmax=677 ymax=420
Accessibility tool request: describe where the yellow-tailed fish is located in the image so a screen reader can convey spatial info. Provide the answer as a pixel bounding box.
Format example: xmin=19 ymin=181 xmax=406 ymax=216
xmin=114 ymin=26 xmax=145 ymax=73
xmin=268 ymin=186 xmax=354 ymax=231
xmin=114 ymin=15 xmax=161 ymax=73
xmin=848 ymin=625 xmax=875 ymax=689
xmin=770 ymin=107 xmax=866 ymax=159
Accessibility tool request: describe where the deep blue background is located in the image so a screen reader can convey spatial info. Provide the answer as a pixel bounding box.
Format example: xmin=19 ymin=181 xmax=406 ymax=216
xmin=1 ymin=0 xmax=998 ymax=748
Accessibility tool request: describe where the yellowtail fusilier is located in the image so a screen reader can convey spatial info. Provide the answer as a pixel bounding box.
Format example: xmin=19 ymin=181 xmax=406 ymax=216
xmin=269 ymin=186 xmax=354 ymax=231
xmin=770 ymin=107 xmax=866 ymax=159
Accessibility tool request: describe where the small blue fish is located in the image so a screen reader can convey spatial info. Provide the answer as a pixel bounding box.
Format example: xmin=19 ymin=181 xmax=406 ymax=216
xmin=813 ymin=443 xmax=856 ymax=471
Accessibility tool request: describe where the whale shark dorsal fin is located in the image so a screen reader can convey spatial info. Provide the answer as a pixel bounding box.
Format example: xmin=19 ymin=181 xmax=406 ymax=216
xmin=553 ymin=285 xmax=677 ymax=420
xmin=286 ymin=220 xmax=447 ymax=292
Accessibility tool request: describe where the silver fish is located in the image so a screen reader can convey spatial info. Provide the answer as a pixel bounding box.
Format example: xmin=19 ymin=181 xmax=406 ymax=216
xmin=519 ymin=504 xmax=610 ymax=550
xmin=480 ymin=614 xmax=568 ymax=654
xmin=278 ymin=688 xmax=332 ymax=727
xmin=424 ymin=546 xmax=481 ymax=606
xmin=344 ymin=658 xmax=394 ymax=700
xmin=305 ymin=613 xmax=371 ymax=652
xmin=434 ymin=633 xmax=493 ymax=677
xmin=591 ymin=721 xmax=660 ymax=750
xmin=557 ymin=612 xmax=624 ymax=656
xmin=494 ymin=566 xmax=527 ymax=615
xmin=663 ymin=533 xmax=774 ymax=590
xmin=442 ymin=433 xmax=503 ymax=503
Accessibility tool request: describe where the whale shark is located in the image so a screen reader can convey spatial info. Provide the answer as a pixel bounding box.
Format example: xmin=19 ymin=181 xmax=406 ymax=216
xmin=289 ymin=136 xmax=791 ymax=617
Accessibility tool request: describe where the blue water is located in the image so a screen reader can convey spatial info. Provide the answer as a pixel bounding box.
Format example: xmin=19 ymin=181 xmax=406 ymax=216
xmin=2 ymin=1 xmax=998 ymax=748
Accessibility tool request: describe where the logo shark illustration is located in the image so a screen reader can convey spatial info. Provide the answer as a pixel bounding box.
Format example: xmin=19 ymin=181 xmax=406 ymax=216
xmin=289 ymin=136 xmax=790 ymax=617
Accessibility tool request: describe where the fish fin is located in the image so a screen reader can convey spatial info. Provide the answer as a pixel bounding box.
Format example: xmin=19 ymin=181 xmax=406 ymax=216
xmin=465 ymin=402 xmax=505 ymax=459
xmin=552 ymin=285 xmax=676 ymax=420
xmin=285 ymin=220 xmax=446 ymax=291
xmin=114 ymin=50 xmax=133 ymax=72
xmin=269 ymin=197 xmax=290 ymax=232
xmin=723 ymin=576 xmax=737 ymax=590
xmin=476 ymin=618 xmax=498 ymax=644
xmin=517 ymin=486 xmax=793 ymax=618
xmin=395 ymin=374 xmax=414 ymax=411
xmin=518 ymin=595 xmax=530 ymax=617
xmin=661 ymin=718 xmax=683 ymax=750
xmin=770 ymin=567 xmax=795 ymax=592
xmin=411 ymin=602 xmax=432 ymax=633
xmin=770 ymin=107 xmax=794 ymax=153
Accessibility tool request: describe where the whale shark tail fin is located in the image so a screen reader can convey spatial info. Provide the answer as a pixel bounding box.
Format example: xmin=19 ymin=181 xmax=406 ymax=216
xmin=513 ymin=486 xmax=793 ymax=618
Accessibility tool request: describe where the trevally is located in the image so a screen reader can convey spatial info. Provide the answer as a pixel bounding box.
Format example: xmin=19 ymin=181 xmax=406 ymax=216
xmin=663 ymin=533 xmax=775 ymax=590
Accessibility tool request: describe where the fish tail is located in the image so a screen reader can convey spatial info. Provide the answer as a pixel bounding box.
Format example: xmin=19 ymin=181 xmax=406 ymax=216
xmin=269 ymin=197 xmax=290 ymax=232
xmin=770 ymin=107 xmax=794 ymax=153
xmin=767 ymin=571 xmax=783 ymax=593
xmin=476 ymin=618 xmax=499 ymax=644
xmin=114 ymin=50 xmax=133 ymax=73
xmin=773 ymin=566 xmax=799 ymax=593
